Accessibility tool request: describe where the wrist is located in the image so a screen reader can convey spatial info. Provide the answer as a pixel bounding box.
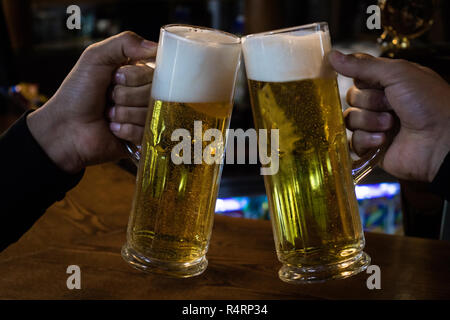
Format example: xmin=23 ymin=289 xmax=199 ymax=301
xmin=26 ymin=103 xmax=84 ymax=174
xmin=428 ymin=128 xmax=450 ymax=183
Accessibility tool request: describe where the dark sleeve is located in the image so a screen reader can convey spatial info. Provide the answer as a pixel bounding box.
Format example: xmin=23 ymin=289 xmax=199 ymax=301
xmin=430 ymin=152 xmax=450 ymax=201
xmin=0 ymin=110 xmax=84 ymax=251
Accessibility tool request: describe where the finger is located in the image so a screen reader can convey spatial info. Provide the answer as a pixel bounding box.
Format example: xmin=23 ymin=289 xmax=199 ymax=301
xmin=83 ymin=31 xmax=157 ymax=68
xmin=109 ymin=122 xmax=144 ymax=145
xmin=112 ymin=83 xmax=152 ymax=107
xmin=353 ymin=79 xmax=383 ymax=90
xmin=107 ymin=106 xmax=148 ymax=126
xmin=351 ymin=130 xmax=386 ymax=157
xmin=329 ymin=50 xmax=406 ymax=88
xmin=344 ymin=107 xmax=394 ymax=132
xmin=346 ymin=87 xmax=392 ymax=111
xmin=115 ymin=64 xmax=154 ymax=87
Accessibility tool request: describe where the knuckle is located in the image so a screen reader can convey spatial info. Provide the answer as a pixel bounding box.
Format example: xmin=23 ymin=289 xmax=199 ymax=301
xmin=82 ymin=43 xmax=102 ymax=60
xmin=119 ymin=30 xmax=137 ymax=40
xmin=352 ymin=53 xmax=375 ymax=62
xmin=85 ymin=43 xmax=97 ymax=52
xmin=121 ymin=65 xmax=152 ymax=86
xmin=117 ymin=31 xmax=142 ymax=47
xmin=394 ymin=59 xmax=412 ymax=70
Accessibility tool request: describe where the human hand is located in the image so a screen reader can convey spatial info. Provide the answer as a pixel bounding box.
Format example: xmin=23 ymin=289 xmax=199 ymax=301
xmin=27 ymin=31 xmax=156 ymax=174
xmin=329 ymin=51 xmax=450 ymax=183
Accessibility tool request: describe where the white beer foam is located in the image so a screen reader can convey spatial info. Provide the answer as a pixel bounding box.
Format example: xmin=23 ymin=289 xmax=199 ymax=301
xmin=242 ymin=30 xmax=333 ymax=82
xmin=151 ymin=26 xmax=241 ymax=103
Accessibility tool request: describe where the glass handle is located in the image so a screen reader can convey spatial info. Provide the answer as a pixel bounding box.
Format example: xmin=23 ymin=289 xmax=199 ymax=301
xmin=352 ymin=135 xmax=391 ymax=185
xmin=123 ymin=60 xmax=155 ymax=168
xmin=352 ymin=147 xmax=381 ymax=185
xmin=125 ymin=142 xmax=141 ymax=167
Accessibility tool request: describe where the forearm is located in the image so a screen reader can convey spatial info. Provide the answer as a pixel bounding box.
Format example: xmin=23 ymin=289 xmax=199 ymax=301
xmin=0 ymin=111 xmax=84 ymax=251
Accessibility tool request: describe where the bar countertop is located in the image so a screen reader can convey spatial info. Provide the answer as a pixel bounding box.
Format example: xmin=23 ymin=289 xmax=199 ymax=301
xmin=1 ymin=163 xmax=449 ymax=299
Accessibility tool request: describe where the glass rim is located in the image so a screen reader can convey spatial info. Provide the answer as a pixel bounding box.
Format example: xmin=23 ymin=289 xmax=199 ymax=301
xmin=161 ymin=24 xmax=241 ymax=45
xmin=242 ymin=22 xmax=328 ymax=40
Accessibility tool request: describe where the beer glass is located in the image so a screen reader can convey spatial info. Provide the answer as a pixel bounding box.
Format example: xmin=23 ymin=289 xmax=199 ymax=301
xmin=122 ymin=25 xmax=241 ymax=278
xmin=242 ymin=22 xmax=382 ymax=283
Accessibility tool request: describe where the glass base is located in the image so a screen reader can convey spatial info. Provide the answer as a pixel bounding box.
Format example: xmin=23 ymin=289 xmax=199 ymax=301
xmin=121 ymin=244 xmax=208 ymax=278
xmin=278 ymin=251 xmax=371 ymax=284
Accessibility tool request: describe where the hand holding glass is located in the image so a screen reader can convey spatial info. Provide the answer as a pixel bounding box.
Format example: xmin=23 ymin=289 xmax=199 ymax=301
xmin=242 ymin=22 xmax=380 ymax=283
xmin=122 ymin=25 xmax=241 ymax=278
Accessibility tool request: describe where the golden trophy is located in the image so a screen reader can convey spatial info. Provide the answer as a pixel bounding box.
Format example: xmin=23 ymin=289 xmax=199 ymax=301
xmin=378 ymin=0 xmax=438 ymax=56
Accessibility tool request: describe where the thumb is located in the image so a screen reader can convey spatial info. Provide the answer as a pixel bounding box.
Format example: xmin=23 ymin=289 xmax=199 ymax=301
xmin=81 ymin=31 xmax=157 ymax=68
xmin=328 ymin=50 xmax=400 ymax=89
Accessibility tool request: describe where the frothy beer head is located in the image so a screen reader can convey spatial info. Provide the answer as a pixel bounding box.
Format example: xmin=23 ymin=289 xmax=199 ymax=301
xmin=151 ymin=25 xmax=241 ymax=103
xmin=242 ymin=29 xmax=333 ymax=82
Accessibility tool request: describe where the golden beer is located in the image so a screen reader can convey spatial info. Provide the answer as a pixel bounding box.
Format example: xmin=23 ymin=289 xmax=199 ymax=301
xmin=248 ymin=78 xmax=364 ymax=267
xmin=242 ymin=22 xmax=372 ymax=283
xmin=127 ymin=99 xmax=231 ymax=264
xmin=122 ymin=24 xmax=241 ymax=277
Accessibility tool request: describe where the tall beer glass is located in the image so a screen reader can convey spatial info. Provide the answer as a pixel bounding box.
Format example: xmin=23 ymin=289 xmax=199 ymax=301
xmin=122 ymin=25 xmax=241 ymax=278
xmin=242 ymin=22 xmax=380 ymax=283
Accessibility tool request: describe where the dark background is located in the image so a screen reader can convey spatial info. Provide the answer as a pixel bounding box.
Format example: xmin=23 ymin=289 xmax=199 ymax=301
xmin=2 ymin=0 xmax=449 ymax=97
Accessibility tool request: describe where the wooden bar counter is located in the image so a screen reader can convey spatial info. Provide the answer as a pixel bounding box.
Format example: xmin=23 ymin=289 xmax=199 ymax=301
xmin=1 ymin=164 xmax=449 ymax=299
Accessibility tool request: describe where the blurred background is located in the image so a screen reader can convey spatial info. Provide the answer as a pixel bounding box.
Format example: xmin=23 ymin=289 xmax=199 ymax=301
xmin=1 ymin=0 xmax=449 ymax=238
